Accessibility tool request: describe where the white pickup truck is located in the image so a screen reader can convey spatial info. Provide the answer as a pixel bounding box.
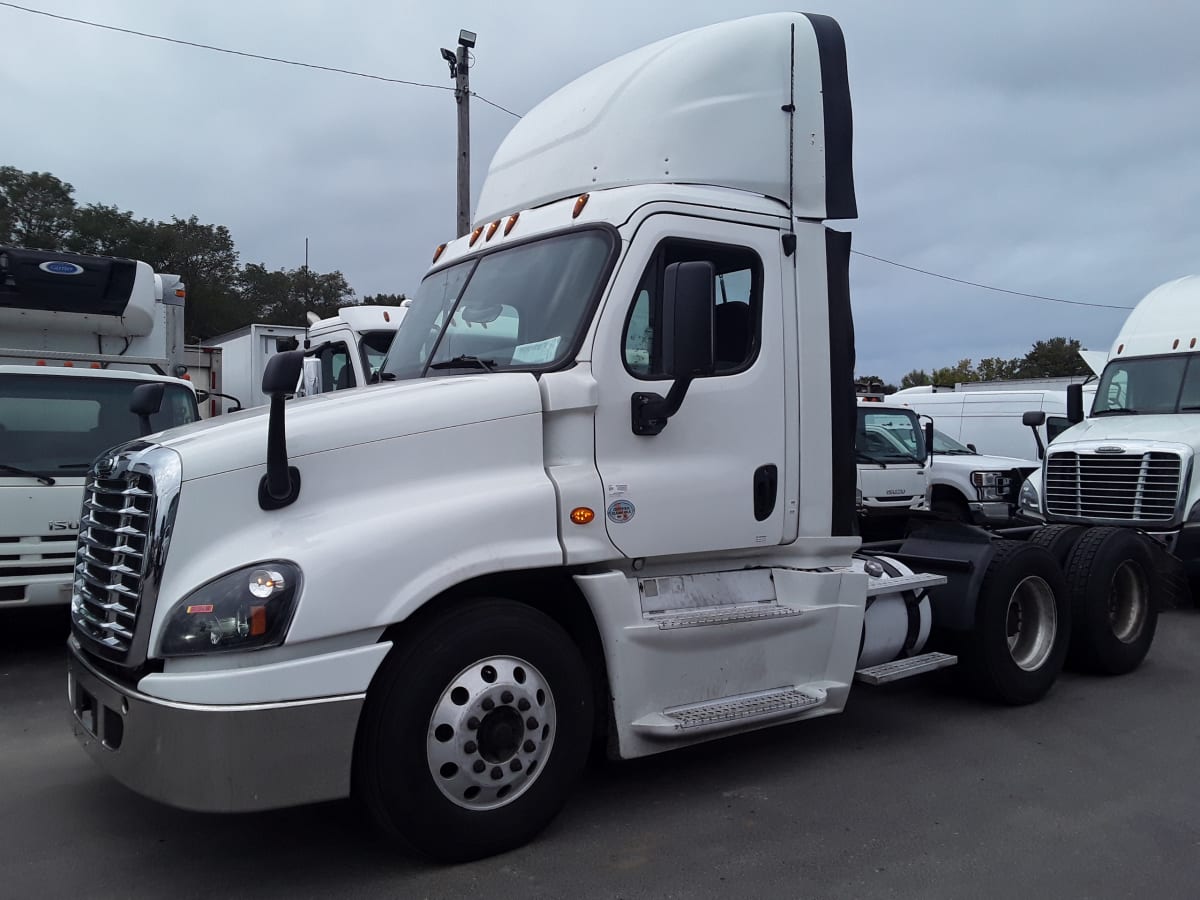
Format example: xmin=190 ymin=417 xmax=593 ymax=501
xmin=64 ymin=13 xmax=1160 ymax=862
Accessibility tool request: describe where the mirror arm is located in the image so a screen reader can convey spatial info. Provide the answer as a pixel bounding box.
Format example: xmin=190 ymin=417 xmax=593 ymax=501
xmin=631 ymin=377 xmax=694 ymax=436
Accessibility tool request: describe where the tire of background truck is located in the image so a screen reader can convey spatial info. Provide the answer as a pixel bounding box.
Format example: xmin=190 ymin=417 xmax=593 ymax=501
xmin=964 ymin=541 xmax=1070 ymax=705
xmin=1026 ymin=524 xmax=1086 ymax=567
xmin=353 ymin=598 xmax=593 ymax=862
xmin=1063 ymin=527 xmax=1158 ymax=675
xmin=931 ymin=495 xmax=973 ymax=523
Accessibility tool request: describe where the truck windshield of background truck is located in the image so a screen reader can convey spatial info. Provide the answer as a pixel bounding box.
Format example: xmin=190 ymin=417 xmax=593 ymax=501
xmin=856 ymin=408 xmax=926 ymax=465
xmin=0 ymin=374 xmax=197 ymax=477
xmin=380 ymin=229 xmax=615 ymax=381
xmin=932 ymin=430 xmax=976 ymax=455
xmin=1092 ymin=354 xmax=1200 ymax=416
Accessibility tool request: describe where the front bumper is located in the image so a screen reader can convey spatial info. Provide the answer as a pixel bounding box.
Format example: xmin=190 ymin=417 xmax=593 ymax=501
xmin=67 ymin=637 xmax=365 ymax=812
xmin=968 ymin=501 xmax=1015 ymax=526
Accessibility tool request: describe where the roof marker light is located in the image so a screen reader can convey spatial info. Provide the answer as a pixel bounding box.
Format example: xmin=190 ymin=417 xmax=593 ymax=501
xmin=572 ymin=194 xmax=590 ymax=219
xmin=432 ymin=243 xmax=447 ymax=263
xmin=486 ymin=219 xmax=501 ymax=241
xmin=1117 ymin=343 xmax=1124 ymax=354
xmin=383 ymin=311 xmax=391 ymax=322
xmin=469 ymin=226 xmax=484 ymax=247
xmin=1173 ymin=338 xmax=1180 ymax=350
xmin=63 ymin=361 xmax=74 ymax=367
xmin=504 ymin=213 xmax=520 ymax=235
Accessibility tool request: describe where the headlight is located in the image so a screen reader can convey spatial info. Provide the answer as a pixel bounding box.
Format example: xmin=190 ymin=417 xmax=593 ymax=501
xmin=971 ymin=470 xmax=1012 ymax=502
xmin=159 ymin=561 xmax=301 ymax=657
xmin=1018 ymin=476 xmax=1042 ymax=517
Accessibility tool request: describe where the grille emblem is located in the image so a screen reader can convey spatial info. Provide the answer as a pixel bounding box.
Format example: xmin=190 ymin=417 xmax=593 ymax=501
xmin=1094 ymin=446 xmax=1125 ymax=454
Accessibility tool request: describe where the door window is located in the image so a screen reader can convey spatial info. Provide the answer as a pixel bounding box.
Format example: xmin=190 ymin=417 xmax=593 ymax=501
xmin=316 ymin=341 xmax=355 ymax=391
xmin=622 ymin=239 xmax=761 ymax=378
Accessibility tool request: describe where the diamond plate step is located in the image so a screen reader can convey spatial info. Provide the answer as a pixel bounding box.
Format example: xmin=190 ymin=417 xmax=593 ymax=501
xmin=855 ymin=651 xmax=957 ymax=685
xmin=865 ymin=572 xmax=947 ymax=597
xmin=633 ymin=686 xmax=827 ymax=736
xmin=649 ymin=604 xmax=802 ymax=630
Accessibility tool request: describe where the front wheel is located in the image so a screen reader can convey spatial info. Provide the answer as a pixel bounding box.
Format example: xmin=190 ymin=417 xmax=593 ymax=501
xmin=353 ymin=598 xmax=593 ymax=862
xmin=964 ymin=541 xmax=1071 ymax=705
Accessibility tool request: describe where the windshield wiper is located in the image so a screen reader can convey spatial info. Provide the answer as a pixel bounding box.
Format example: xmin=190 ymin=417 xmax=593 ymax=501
xmin=56 ymin=463 xmax=94 ymax=470
xmin=0 ymin=463 xmax=55 ymax=486
xmin=378 ymin=372 xmax=398 ymax=381
xmin=1180 ymin=405 xmax=1200 ymax=412
xmin=1093 ymin=407 xmax=1139 ymax=417
xmin=429 ymin=355 xmax=496 ymax=372
xmin=855 ymin=451 xmax=888 ymax=468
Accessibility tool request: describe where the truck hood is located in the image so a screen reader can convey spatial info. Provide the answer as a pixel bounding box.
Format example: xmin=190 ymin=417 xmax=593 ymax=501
xmin=1053 ymin=415 xmax=1200 ymax=450
xmin=150 ymin=374 xmax=545 ymax=481
xmin=935 ymin=452 xmax=1040 ymax=472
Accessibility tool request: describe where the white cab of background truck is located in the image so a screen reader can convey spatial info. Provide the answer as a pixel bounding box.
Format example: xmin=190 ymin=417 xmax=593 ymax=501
xmin=65 ymin=13 xmax=1156 ymax=862
xmin=0 ymin=246 xmax=198 ymax=608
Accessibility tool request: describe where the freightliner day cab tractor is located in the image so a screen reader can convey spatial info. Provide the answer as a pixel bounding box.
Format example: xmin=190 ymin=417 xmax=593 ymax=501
xmin=1019 ymin=275 xmax=1200 ymax=611
xmin=0 ymin=246 xmax=199 ymax=608
xmin=65 ymin=14 xmax=1162 ymax=861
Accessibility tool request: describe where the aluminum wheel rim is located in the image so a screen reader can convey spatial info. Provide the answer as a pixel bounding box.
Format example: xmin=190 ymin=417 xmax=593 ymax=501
xmin=1109 ymin=560 xmax=1149 ymax=644
xmin=1005 ymin=575 xmax=1057 ymax=671
xmin=427 ymin=655 xmax=556 ymax=811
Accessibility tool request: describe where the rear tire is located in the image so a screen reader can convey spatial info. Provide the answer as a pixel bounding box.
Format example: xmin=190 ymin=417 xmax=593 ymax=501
xmin=1064 ymin=527 xmax=1158 ymax=675
xmin=353 ymin=598 xmax=593 ymax=862
xmin=964 ymin=541 xmax=1070 ymax=705
xmin=1026 ymin=524 xmax=1086 ymax=567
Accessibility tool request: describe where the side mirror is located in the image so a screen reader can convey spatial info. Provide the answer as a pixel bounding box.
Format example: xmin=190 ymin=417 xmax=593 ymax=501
xmin=923 ymin=420 xmax=934 ymax=465
xmin=300 ymin=357 xmax=324 ymax=396
xmin=1022 ymin=410 xmax=1047 ymax=460
xmin=966 ymin=442 xmax=978 ymax=454
xmin=631 ymin=261 xmax=714 ymax=436
xmin=129 ymin=382 xmax=165 ymax=437
xmin=260 ymin=350 xmax=305 ymax=509
xmin=1066 ymin=384 xmax=1084 ymax=425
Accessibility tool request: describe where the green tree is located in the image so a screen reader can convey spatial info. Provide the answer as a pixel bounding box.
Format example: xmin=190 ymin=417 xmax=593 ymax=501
xmin=0 ymin=166 xmax=76 ymax=249
xmin=1018 ymin=337 xmax=1091 ymax=378
xmin=976 ymin=356 xmax=1022 ymax=381
xmin=900 ymin=369 xmax=932 ymax=389
xmin=240 ymin=263 xmax=356 ymax=326
xmin=930 ymin=358 xmax=979 ymax=386
xmin=362 ymin=292 xmax=408 ymax=305
xmin=64 ymin=203 xmax=157 ymax=258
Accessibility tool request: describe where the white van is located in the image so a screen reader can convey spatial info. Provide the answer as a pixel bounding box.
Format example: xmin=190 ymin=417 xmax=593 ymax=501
xmin=891 ymin=387 xmax=1095 ymax=460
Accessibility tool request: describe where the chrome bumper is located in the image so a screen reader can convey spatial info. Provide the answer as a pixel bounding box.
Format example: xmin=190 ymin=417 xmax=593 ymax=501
xmin=67 ymin=637 xmax=365 ymax=812
xmin=969 ymin=501 xmax=1013 ymax=526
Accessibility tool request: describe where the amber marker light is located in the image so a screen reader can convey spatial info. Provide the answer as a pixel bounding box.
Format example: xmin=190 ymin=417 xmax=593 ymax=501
xmin=504 ymin=213 xmax=520 ymax=235
xmin=432 ymin=243 xmax=447 ymax=263
xmin=469 ymin=226 xmax=484 ymax=247
xmin=572 ymin=193 xmax=589 ymax=218
xmin=570 ymin=507 xmax=595 ymax=525
xmin=486 ymin=219 xmax=501 ymax=241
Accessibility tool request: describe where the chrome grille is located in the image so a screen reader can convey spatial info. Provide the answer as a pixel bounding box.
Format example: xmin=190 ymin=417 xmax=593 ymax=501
xmin=71 ymin=472 xmax=155 ymax=657
xmin=1045 ymin=450 xmax=1183 ymax=524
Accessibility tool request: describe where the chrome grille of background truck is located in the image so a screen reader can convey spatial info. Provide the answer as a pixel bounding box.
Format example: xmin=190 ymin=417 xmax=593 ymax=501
xmin=1045 ymin=450 xmax=1183 ymax=525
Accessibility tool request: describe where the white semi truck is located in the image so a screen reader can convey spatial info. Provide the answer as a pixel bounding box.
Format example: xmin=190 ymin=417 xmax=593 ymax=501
xmin=0 ymin=246 xmax=199 ymax=608
xmin=65 ymin=14 xmax=1160 ymax=861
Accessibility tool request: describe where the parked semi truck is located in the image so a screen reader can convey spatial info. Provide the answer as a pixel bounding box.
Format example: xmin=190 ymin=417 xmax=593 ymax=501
xmin=1019 ymin=274 xmax=1200 ymax=612
xmin=0 ymin=246 xmax=199 ymax=608
xmin=65 ymin=14 xmax=1160 ymax=861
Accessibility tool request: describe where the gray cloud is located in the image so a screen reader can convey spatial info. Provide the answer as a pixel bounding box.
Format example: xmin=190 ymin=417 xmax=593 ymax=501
xmin=3 ymin=0 xmax=1198 ymax=381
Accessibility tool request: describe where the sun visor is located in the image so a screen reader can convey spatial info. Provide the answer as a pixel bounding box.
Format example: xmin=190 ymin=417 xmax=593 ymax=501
xmin=475 ymin=12 xmax=856 ymax=226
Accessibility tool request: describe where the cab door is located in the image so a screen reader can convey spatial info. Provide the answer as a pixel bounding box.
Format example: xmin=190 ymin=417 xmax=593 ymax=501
xmin=591 ymin=215 xmax=788 ymax=559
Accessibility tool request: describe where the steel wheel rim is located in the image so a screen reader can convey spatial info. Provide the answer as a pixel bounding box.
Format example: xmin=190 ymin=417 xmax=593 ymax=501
xmin=1005 ymin=575 xmax=1057 ymax=671
xmin=1109 ymin=560 xmax=1149 ymax=644
xmin=427 ymin=655 xmax=556 ymax=811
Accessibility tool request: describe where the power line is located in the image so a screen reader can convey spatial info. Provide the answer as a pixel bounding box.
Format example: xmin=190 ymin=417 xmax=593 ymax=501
xmin=0 ymin=1 xmax=522 ymax=117
xmin=852 ymin=249 xmax=1134 ymax=310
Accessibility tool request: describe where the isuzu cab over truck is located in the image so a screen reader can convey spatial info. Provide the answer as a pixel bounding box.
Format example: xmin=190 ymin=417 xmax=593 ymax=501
xmin=1019 ymin=275 xmax=1200 ymax=623
xmin=0 ymin=246 xmax=199 ymax=608
xmin=66 ymin=13 xmax=1158 ymax=861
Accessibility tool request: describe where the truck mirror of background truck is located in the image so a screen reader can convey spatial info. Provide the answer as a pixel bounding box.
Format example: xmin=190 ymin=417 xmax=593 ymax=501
xmin=1022 ymin=410 xmax=1047 ymax=459
xmin=129 ymin=382 xmax=165 ymax=437
xmin=630 ymin=260 xmax=716 ymax=436
xmin=259 ymin=349 xmax=305 ymax=510
xmin=1066 ymin=383 xmax=1084 ymax=424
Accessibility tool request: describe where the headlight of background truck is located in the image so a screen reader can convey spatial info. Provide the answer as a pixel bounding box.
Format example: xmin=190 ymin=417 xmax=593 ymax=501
xmin=159 ymin=562 xmax=301 ymax=656
xmin=1018 ymin=477 xmax=1042 ymax=517
xmin=970 ymin=471 xmax=1012 ymax=503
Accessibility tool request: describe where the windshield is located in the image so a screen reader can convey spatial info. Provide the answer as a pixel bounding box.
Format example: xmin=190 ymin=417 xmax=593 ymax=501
xmin=358 ymin=330 xmax=396 ymax=382
xmin=1093 ymin=354 xmax=1200 ymax=415
xmin=381 ymin=229 xmax=614 ymax=381
xmin=856 ymin=407 xmax=926 ymax=464
xmin=0 ymin=374 xmax=197 ymax=476
xmin=932 ymin=429 xmax=974 ymax=454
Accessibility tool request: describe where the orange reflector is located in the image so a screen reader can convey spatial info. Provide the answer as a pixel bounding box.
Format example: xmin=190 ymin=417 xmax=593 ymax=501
xmin=186 ymin=604 xmax=214 ymax=615
xmin=63 ymin=361 xmax=74 ymax=367
xmin=36 ymin=359 xmax=46 ymax=366
xmin=570 ymin=507 xmax=595 ymax=525
xmin=504 ymin=213 xmax=520 ymax=235
xmin=182 ymin=373 xmax=191 ymax=380
xmin=572 ymin=194 xmax=590 ymax=219
xmin=90 ymin=362 xmax=101 ymax=369
xmin=175 ymin=289 xmax=186 ymax=298
xmin=432 ymin=242 xmax=447 ymax=263
xmin=486 ymin=219 xmax=501 ymax=241
xmin=469 ymin=226 xmax=484 ymax=247
xmin=249 ymin=605 xmax=268 ymax=637
xmin=383 ymin=310 xmax=391 ymax=322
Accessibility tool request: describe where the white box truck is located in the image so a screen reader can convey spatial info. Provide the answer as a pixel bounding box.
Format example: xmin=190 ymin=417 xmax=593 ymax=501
xmin=64 ymin=14 xmax=1161 ymax=861
xmin=0 ymin=246 xmax=199 ymax=608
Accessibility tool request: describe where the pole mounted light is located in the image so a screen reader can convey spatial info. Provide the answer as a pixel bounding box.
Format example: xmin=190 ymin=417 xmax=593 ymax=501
xmin=440 ymin=29 xmax=476 ymax=238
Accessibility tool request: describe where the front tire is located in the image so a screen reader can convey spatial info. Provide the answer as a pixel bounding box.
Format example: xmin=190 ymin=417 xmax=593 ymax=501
xmin=354 ymin=598 xmax=593 ymax=862
xmin=964 ymin=541 xmax=1070 ymax=705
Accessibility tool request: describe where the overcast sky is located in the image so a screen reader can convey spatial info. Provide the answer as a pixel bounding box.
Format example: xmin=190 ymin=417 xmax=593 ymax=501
xmin=4 ymin=0 xmax=1199 ymax=381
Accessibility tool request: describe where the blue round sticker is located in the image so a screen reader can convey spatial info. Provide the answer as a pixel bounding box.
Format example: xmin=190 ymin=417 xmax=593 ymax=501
xmin=39 ymin=260 xmax=84 ymax=275
xmin=607 ymin=499 xmax=635 ymax=524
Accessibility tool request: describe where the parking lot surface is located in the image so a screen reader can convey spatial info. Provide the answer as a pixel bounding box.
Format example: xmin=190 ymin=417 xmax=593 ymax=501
xmin=3 ymin=606 xmax=1199 ymax=899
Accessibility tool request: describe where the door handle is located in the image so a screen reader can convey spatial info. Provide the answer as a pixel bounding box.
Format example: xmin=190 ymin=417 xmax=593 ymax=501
xmin=753 ymin=464 xmax=778 ymax=521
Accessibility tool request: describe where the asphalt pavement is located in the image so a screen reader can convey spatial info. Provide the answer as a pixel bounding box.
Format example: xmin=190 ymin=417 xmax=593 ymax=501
xmin=3 ymin=604 xmax=1199 ymax=900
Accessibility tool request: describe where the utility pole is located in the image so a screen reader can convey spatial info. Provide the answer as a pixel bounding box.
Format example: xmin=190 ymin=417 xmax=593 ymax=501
xmin=441 ymin=29 xmax=477 ymax=238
